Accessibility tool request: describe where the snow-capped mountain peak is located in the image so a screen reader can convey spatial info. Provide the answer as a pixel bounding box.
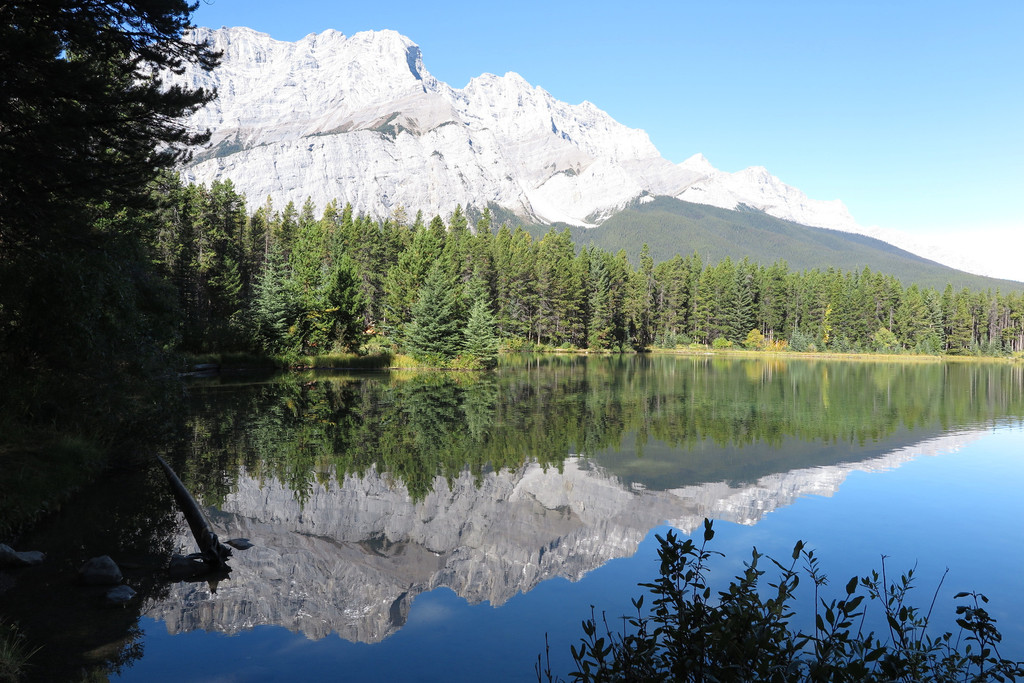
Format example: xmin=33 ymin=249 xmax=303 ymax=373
xmin=175 ymin=27 xmax=859 ymax=233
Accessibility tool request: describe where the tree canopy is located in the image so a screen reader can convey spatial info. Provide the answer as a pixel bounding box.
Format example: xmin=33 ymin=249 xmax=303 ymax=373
xmin=0 ymin=1 xmax=219 ymax=441
xmin=0 ymin=1 xmax=219 ymax=247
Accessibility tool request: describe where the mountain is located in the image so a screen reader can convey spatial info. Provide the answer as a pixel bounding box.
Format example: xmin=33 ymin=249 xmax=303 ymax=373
xmin=171 ymin=27 xmax=1020 ymax=286
xmin=173 ymin=27 xmax=858 ymax=231
xmin=546 ymin=197 xmax=1024 ymax=291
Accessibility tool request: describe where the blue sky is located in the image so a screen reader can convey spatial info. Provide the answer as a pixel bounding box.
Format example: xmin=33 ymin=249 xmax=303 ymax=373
xmin=191 ymin=0 xmax=1023 ymax=281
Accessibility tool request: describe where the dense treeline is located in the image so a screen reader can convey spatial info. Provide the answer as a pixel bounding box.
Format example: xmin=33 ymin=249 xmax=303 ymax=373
xmin=155 ymin=175 xmax=1024 ymax=361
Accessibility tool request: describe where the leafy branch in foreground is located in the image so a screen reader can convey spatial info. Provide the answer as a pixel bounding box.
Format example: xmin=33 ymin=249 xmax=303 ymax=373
xmin=539 ymin=520 xmax=1023 ymax=682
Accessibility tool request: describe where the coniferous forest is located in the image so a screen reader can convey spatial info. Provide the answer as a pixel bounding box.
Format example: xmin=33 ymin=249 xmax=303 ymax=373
xmin=3 ymin=4 xmax=1024 ymax=682
xmin=153 ymin=174 xmax=1024 ymax=365
xmin=1 ymin=0 xmax=1022 ymax=533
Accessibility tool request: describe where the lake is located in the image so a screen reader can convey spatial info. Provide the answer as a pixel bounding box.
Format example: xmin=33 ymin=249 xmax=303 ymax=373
xmin=6 ymin=355 xmax=1024 ymax=681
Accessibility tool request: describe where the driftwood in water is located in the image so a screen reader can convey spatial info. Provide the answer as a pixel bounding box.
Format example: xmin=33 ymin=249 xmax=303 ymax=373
xmin=156 ymin=456 xmax=232 ymax=570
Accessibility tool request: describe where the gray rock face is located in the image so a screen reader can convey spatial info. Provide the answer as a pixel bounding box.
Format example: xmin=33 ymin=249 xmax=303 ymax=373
xmin=171 ymin=27 xmax=859 ymax=233
xmin=144 ymin=432 xmax=979 ymax=644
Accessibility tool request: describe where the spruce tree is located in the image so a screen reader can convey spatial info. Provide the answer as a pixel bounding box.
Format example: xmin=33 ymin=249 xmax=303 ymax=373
xmin=588 ymin=254 xmax=614 ymax=350
xmin=404 ymin=263 xmax=462 ymax=364
xmin=320 ymin=254 xmax=367 ymax=352
xmin=252 ymin=242 xmax=298 ymax=353
xmin=463 ymin=292 xmax=500 ymax=369
xmin=383 ymin=220 xmax=443 ymax=337
xmin=946 ymin=288 xmax=974 ymax=353
xmin=628 ymin=243 xmax=656 ymax=349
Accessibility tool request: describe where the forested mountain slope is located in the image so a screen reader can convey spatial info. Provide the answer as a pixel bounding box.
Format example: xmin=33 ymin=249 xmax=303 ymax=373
xmin=541 ymin=197 xmax=1023 ymax=292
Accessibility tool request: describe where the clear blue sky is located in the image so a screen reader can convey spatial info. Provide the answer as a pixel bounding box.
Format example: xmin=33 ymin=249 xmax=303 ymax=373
xmin=190 ymin=0 xmax=1023 ymax=280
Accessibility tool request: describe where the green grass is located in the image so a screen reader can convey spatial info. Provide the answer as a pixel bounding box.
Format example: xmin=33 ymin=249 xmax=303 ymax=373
xmin=298 ymin=352 xmax=395 ymax=369
xmin=183 ymin=351 xmax=397 ymax=371
xmin=0 ymin=618 xmax=40 ymax=683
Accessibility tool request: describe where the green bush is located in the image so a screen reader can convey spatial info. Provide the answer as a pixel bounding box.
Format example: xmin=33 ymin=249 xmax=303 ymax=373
xmin=502 ymin=337 xmax=536 ymax=353
xmin=744 ymin=328 xmax=767 ymax=350
xmin=789 ymin=328 xmax=814 ymax=352
xmin=540 ymin=521 xmax=1023 ymax=682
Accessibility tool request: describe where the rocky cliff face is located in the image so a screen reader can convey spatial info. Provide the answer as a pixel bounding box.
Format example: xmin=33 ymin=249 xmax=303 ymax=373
xmin=172 ymin=27 xmax=858 ymax=231
xmin=144 ymin=431 xmax=979 ymax=643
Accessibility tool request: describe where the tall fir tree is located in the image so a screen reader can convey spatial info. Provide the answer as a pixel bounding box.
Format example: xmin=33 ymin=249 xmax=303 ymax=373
xmin=588 ymin=252 xmax=614 ymax=350
xmin=628 ymin=243 xmax=656 ymax=349
xmin=462 ymin=276 xmax=500 ymax=368
xmin=382 ymin=220 xmax=443 ymax=337
xmin=251 ymin=241 xmax=297 ymax=353
xmin=404 ymin=263 xmax=463 ymax=364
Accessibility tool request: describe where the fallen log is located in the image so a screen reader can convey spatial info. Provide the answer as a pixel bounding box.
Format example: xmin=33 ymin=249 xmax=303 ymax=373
xmin=156 ymin=456 xmax=231 ymax=571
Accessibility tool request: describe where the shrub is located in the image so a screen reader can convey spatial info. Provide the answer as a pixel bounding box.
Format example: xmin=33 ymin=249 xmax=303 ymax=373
xmin=872 ymin=327 xmax=900 ymax=354
xmin=539 ymin=520 xmax=1023 ymax=682
xmin=502 ymin=337 xmax=536 ymax=353
xmin=789 ymin=328 xmax=814 ymax=352
xmin=656 ymin=330 xmax=678 ymax=348
xmin=711 ymin=337 xmax=733 ymax=350
xmin=744 ymin=329 xmax=766 ymax=350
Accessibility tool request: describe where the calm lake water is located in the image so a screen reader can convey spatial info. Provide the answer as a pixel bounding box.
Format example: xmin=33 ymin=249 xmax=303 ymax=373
xmin=8 ymin=355 xmax=1024 ymax=681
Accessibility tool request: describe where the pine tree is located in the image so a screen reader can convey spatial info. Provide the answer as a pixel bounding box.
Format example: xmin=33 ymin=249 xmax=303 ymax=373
xmin=444 ymin=204 xmax=472 ymax=286
xmin=570 ymin=248 xmax=593 ymax=347
xmin=382 ymin=221 xmax=443 ymax=338
xmin=588 ymin=252 xmax=615 ymax=350
xmin=758 ymin=261 xmax=789 ymax=342
xmin=321 ymin=254 xmax=367 ymax=351
xmin=691 ymin=266 xmax=714 ymax=344
xmin=463 ymin=283 xmax=500 ymax=369
xmin=0 ymin=1 xmax=219 ymax=250
xmin=607 ymin=250 xmax=633 ymax=349
xmin=404 ymin=263 xmax=463 ymax=364
xmin=252 ymin=241 xmax=298 ymax=353
xmin=493 ymin=227 xmax=537 ymax=341
xmin=946 ymin=288 xmax=974 ymax=354
xmin=348 ymin=215 xmax=387 ymax=327
xmin=726 ymin=260 xmax=756 ymax=343
xmin=628 ymin=243 xmax=656 ymax=349
xmin=709 ymin=258 xmax=737 ymax=343
xmin=652 ymin=255 xmax=685 ymax=345
xmin=535 ymin=229 xmax=577 ymax=345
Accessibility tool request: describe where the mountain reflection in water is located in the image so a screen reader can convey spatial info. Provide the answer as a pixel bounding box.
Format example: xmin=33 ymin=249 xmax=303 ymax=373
xmin=144 ymin=429 xmax=982 ymax=644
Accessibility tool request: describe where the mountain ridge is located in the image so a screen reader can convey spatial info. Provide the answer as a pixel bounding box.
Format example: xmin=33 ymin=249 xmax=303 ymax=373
xmin=174 ymin=27 xmax=858 ymax=232
xmin=550 ymin=197 xmax=1023 ymax=291
xmin=171 ymin=26 xmax=1016 ymax=284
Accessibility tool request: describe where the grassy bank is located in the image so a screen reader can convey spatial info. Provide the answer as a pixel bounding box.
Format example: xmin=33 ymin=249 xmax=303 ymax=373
xmin=182 ymin=350 xmax=397 ymax=372
xmin=651 ymin=346 xmax=1024 ymax=364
